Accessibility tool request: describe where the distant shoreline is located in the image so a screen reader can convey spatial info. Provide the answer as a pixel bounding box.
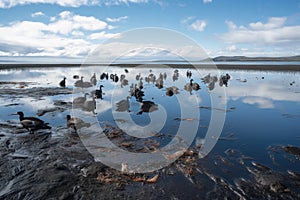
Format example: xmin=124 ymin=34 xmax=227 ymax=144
xmin=1 ymin=63 xmax=300 ymax=71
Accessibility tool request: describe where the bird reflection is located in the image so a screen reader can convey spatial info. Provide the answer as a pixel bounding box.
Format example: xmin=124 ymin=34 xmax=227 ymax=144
xmin=115 ymin=96 xmax=131 ymax=112
xmin=137 ymin=100 xmax=158 ymax=115
xmin=83 ymin=95 xmax=97 ymax=114
xmin=121 ymin=78 xmax=129 ymax=88
xmin=73 ymin=93 xmax=89 ymax=105
xmin=138 ymin=78 xmax=143 ymax=89
xmin=163 ymin=72 xmax=167 ymax=80
xmin=90 ymin=73 xmax=97 ymax=85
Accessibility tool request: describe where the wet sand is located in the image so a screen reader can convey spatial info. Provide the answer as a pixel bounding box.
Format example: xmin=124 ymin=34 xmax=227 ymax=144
xmin=1 ymin=63 xmax=300 ymax=71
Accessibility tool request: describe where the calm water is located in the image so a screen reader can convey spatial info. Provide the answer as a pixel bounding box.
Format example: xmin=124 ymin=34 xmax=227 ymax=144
xmin=0 ymin=66 xmax=299 ymax=173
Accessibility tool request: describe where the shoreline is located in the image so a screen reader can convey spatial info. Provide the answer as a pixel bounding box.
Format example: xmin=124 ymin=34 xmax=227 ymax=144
xmin=1 ymin=63 xmax=300 ymax=71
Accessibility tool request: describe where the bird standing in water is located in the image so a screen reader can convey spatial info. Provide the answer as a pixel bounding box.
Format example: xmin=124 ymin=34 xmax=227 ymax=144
xmin=66 ymin=115 xmax=90 ymax=133
xmin=83 ymin=95 xmax=97 ymax=114
xmin=15 ymin=111 xmax=51 ymax=134
xmin=95 ymin=85 xmax=104 ymax=99
xmin=73 ymin=93 xmax=89 ymax=105
xmin=190 ymin=79 xmax=200 ymax=91
xmin=59 ymin=77 xmax=66 ymax=87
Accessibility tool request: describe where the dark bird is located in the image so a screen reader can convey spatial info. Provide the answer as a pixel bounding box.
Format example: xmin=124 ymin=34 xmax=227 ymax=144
xmin=166 ymin=87 xmax=174 ymax=96
xmin=100 ymin=73 xmax=106 ymax=80
xmin=95 ymin=85 xmax=104 ymax=99
xmin=136 ymin=73 xmax=141 ymax=81
xmin=220 ymin=73 xmax=231 ymax=87
xmin=15 ymin=111 xmax=51 ymax=134
xmin=114 ymin=74 xmax=119 ymax=83
xmin=73 ymin=75 xmax=79 ymax=79
xmin=59 ymin=77 xmax=66 ymax=87
xmin=125 ymin=69 xmax=129 ymax=73
xmin=66 ymin=115 xmax=90 ymax=133
xmin=166 ymin=86 xmax=179 ymax=96
xmin=190 ymin=79 xmax=200 ymax=91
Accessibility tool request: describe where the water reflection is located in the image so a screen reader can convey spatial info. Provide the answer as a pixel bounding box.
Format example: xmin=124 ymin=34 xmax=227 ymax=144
xmin=0 ymin=66 xmax=300 ymax=194
xmin=115 ymin=96 xmax=130 ymax=112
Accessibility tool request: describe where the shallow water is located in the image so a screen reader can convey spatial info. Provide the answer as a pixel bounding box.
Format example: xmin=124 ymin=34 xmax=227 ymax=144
xmin=0 ymin=65 xmax=300 ymax=198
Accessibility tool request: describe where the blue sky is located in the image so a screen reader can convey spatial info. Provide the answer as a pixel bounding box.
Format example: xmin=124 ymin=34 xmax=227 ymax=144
xmin=0 ymin=0 xmax=300 ymax=61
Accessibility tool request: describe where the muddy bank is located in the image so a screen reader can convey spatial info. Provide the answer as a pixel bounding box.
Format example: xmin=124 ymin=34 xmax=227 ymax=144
xmin=0 ymin=86 xmax=73 ymax=98
xmin=0 ymin=119 xmax=300 ymax=199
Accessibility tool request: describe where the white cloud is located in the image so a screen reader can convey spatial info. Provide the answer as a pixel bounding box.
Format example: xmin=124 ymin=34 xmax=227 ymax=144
xmin=103 ymin=0 xmax=149 ymax=6
xmin=71 ymin=30 xmax=84 ymax=37
xmin=0 ymin=0 xmax=152 ymax=8
xmin=225 ymin=20 xmax=237 ymax=30
xmin=106 ymin=16 xmax=128 ymax=22
xmin=227 ymin=82 xmax=300 ymax=105
xmin=249 ymin=17 xmax=287 ymax=30
xmin=181 ymin=17 xmax=207 ymax=32
xmin=0 ymin=11 xmax=119 ymax=57
xmin=243 ymin=97 xmax=274 ymax=109
xmin=180 ymin=16 xmax=195 ymax=24
xmin=221 ymin=17 xmax=300 ymax=46
xmin=226 ymin=45 xmax=237 ymax=52
xmin=0 ymin=0 xmax=99 ymax=8
xmin=31 ymin=11 xmax=45 ymax=18
xmin=203 ymin=0 xmax=212 ymax=3
xmin=88 ymin=31 xmax=121 ymax=40
xmin=190 ymin=19 xmax=207 ymax=32
xmin=46 ymin=11 xmax=107 ymax=35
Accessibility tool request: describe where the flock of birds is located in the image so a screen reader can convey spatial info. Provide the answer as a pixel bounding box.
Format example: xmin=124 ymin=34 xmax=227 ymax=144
xmin=15 ymin=68 xmax=231 ymax=134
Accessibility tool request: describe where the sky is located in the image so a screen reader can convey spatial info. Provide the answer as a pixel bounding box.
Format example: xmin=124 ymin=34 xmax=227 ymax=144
xmin=0 ymin=0 xmax=300 ymax=62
